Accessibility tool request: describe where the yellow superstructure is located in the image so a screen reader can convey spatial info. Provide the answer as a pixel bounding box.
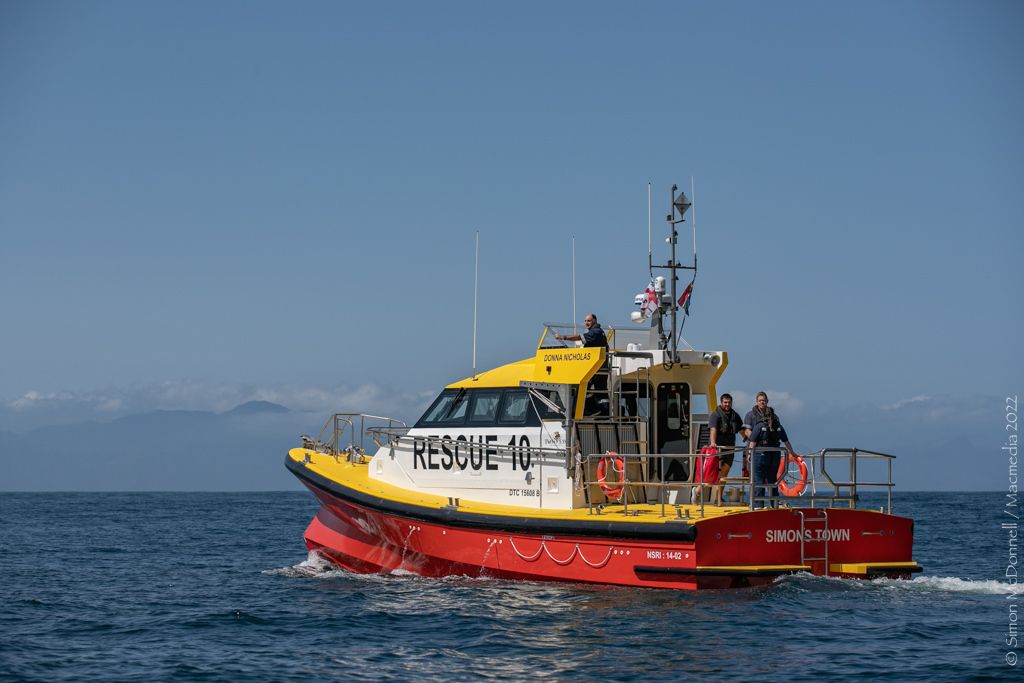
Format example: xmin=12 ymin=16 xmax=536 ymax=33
xmin=447 ymin=346 xmax=606 ymax=420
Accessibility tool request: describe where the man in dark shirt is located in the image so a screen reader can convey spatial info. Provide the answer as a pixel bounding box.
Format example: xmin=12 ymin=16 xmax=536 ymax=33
xmin=708 ymin=392 xmax=748 ymax=504
xmin=744 ymin=391 xmax=795 ymax=509
xmin=554 ymin=313 xmax=608 ymax=349
xmin=555 ymin=314 xmax=609 ymax=416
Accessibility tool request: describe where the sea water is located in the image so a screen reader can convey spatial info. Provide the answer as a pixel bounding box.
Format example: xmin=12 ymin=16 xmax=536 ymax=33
xmin=0 ymin=491 xmax=1019 ymax=681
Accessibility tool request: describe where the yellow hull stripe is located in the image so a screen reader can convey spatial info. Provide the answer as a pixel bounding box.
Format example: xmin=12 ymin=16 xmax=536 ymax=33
xmin=289 ymin=448 xmax=746 ymax=525
xmin=830 ymin=562 xmax=922 ymax=575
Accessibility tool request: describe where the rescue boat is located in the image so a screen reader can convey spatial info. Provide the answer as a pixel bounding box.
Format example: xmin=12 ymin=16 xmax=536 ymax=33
xmin=286 ymin=186 xmax=922 ymax=589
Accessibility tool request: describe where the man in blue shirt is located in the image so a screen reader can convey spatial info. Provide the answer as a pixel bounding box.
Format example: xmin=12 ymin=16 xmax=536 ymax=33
xmin=554 ymin=313 xmax=608 ymax=349
xmin=555 ymin=314 xmax=609 ymax=416
xmin=744 ymin=392 xmax=795 ymax=509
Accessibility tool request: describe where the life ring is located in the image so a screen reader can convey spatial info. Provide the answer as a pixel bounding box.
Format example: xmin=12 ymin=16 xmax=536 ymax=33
xmin=776 ymin=452 xmax=808 ymax=497
xmin=597 ymin=452 xmax=625 ymax=500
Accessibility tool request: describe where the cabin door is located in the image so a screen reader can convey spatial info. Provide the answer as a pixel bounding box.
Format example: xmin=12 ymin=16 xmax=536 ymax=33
xmin=656 ymin=383 xmax=691 ymax=480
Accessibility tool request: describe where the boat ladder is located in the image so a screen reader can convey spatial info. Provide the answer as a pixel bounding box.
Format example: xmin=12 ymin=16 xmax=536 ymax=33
xmin=795 ymin=509 xmax=830 ymax=576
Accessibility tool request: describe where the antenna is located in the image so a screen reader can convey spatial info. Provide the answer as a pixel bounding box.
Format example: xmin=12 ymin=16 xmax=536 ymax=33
xmin=675 ymin=176 xmax=699 ymax=347
xmin=691 ymin=175 xmax=698 ymax=270
xmin=669 ymin=185 xmax=678 ymax=359
xmin=472 ymin=231 xmax=479 ymax=379
xmin=647 ymin=182 xmax=652 ymax=278
xmin=571 ymin=236 xmax=577 ymax=334
xmin=650 ymin=181 xmax=692 ymax=360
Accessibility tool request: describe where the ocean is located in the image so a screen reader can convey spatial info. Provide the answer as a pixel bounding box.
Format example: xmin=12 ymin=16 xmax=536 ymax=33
xmin=0 ymin=491 xmax=1019 ymax=682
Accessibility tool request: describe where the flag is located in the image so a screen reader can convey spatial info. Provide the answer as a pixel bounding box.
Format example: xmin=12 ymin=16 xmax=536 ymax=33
xmin=678 ymin=281 xmax=694 ymax=314
xmin=641 ymin=282 xmax=658 ymax=318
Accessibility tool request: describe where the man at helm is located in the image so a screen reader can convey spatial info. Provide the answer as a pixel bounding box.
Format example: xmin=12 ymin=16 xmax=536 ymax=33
xmin=554 ymin=313 xmax=608 ymax=349
xmin=555 ymin=314 xmax=609 ymax=416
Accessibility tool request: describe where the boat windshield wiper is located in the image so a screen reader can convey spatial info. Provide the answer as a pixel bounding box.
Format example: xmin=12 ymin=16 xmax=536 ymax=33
xmin=442 ymin=389 xmax=468 ymax=421
xmin=528 ymin=388 xmax=564 ymax=417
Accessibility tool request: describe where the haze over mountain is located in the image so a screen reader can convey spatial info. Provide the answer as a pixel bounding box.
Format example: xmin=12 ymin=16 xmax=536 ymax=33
xmin=0 ymin=390 xmax=1003 ymax=491
xmin=0 ymin=401 xmax=305 ymax=491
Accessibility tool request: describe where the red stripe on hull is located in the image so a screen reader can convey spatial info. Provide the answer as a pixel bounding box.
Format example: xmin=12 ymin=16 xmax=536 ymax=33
xmin=307 ymin=488 xmax=751 ymax=590
xmin=299 ymin=483 xmax=915 ymax=590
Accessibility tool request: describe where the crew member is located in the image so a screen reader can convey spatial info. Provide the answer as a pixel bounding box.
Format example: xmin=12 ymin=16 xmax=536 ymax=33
xmin=744 ymin=392 xmax=795 ymax=509
xmin=708 ymin=392 xmax=749 ymax=505
xmin=554 ymin=313 xmax=608 ymax=349
xmin=555 ymin=314 xmax=609 ymax=416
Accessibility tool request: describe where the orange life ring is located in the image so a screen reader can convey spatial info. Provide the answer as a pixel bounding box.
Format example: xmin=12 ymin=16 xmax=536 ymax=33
xmin=596 ymin=452 xmax=625 ymax=500
xmin=776 ymin=452 xmax=808 ymax=497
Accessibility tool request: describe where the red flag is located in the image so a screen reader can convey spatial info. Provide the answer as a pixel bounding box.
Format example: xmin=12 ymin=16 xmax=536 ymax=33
xmin=678 ymin=281 xmax=693 ymax=314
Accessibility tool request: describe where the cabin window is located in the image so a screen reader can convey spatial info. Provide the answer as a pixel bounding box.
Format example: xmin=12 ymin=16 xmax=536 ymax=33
xmin=416 ymin=389 xmax=469 ymax=427
xmin=619 ymin=382 xmax=650 ymax=418
xmin=667 ymin=401 xmax=681 ymax=430
xmin=418 ymin=390 xmax=457 ymax=425
xmin=446 ymin=392 xmax=469 ymax=423
xmin=532 ymin=388 xmax=573 ymax=421
xmin=497 ymin=390 xmax=530 ymax=425
xmin=496 ymin=389 xmax=546 ymax=426
xmin=469 ymin=391 xmax=502 ymax=424
xmin=417 ymin=387 xmax=552 ymax=428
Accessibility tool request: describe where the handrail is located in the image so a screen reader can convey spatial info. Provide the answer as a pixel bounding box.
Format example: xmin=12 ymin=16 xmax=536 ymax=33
xmin=298 ymin=419 xmax=898 ymax=517
xmin=580 ymin=446 xmax=898 ymax=518
xmin=306 ymin=413 xmax=408 ymax=459
xmin=813 ymin=447 xmax=896 ymax=515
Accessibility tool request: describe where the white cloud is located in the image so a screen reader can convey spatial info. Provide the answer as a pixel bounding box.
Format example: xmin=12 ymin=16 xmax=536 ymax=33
xmin=2 ymin=381 xmax=437 ymax=430
xmin=875 ymin=393 xmax=993 ymax=423
xmin=881 ymin=395 xmax=931 ymax=411
xmin=9 ymin=390 xmax=76 ymax=411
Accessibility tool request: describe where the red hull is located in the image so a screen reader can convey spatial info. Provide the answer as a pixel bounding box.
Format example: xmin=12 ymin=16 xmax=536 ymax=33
xmin=299 ymin=482 xmax=917 ymax=590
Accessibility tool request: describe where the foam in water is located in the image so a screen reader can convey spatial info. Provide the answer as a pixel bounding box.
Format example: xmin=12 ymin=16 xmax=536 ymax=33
xmin=777 ymin=571 xmax=1024 ymax=595
xmin=265 ymin=552 xmax=442 ymax=583
xmin=877 ymin=575 xmax=1024 ymax=595
xmin=263 ymin=550 xmax=347 ymax=578
xmin=388 ymin=567 xmax=420 ymax=577
xmin=267 ymin=553 xmax=1023 ymax=596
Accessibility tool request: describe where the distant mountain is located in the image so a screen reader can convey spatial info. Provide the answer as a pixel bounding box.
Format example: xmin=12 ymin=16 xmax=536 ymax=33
xmin=0 ymin=406 xmax=318 ymax=492
xmin=0 ymin=393 xmax=1004 ymax=492
xmin=224 ymin=400 xmax=290 ymax=415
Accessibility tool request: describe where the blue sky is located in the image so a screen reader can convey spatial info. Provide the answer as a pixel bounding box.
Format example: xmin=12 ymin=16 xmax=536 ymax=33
xmin=2 ymin=1 xmax=1022 ymax=489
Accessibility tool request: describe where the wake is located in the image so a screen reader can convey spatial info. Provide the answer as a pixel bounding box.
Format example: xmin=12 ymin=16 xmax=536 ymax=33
xmin=874 ymin=575 xmax=1024 ymax=595
xmin=263 ymin=550 xmax=347 ymax=578
xmin=265 ymin=554 xmax=1023 ymax=595
xmin=780 ymin=572 xmax=1024 ymax=595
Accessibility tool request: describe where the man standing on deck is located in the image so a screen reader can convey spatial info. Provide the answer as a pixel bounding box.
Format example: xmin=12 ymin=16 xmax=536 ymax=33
xmin=708 ymin=393 xmax=749 ymax=504
xmin=554 ymin=313 xmax=608 ymax=349
xmin=744 ymin=392 xmax=795 ymax=509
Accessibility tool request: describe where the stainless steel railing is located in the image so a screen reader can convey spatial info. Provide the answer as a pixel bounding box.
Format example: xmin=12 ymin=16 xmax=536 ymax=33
xmin=581 ymin=446 xmax=897 ymax=517
xmin=299 ymin=421 xmax=897 ymax=517
xmin=301 ymin=413 xmax=408 ymax=460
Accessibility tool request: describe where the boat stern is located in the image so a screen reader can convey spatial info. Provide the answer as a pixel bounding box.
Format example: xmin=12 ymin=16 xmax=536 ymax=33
xmin=692 ymin=506 xmax=921 ymax=580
